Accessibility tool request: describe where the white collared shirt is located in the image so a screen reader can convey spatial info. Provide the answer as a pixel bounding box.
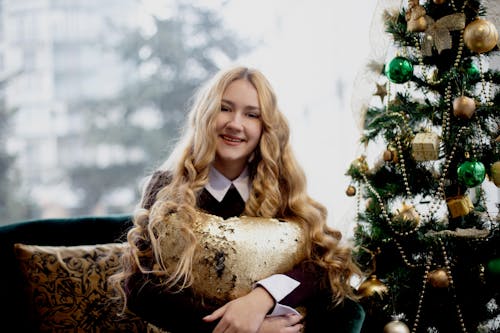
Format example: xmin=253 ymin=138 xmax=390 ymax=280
xmin=204 ymin=165 xmax=301 ymax=317
xmin=205 ymin=166 xmax=250 ymax=202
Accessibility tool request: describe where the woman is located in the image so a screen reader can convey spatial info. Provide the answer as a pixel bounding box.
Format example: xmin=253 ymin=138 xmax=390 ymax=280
xmin=112 ymin=66 xmax=363 ymax=333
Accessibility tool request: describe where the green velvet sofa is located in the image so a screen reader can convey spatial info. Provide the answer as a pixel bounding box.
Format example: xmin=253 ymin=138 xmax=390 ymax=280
xmin=0 ymin=215 xmax=365 ymax=333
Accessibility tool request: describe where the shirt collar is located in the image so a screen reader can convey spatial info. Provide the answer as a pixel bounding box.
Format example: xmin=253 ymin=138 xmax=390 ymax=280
xmin=205 ymin=166 xmax=250 ymax=202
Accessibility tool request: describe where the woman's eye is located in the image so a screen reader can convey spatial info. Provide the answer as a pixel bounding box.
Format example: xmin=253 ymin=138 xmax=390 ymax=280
xmin=221 ymin=105 xmax=230 ymax=112
xmin=247 ymin=112 xmax=260 ymax=118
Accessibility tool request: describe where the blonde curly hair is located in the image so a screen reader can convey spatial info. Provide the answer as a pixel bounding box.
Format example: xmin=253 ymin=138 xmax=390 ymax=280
xmin=111 ymin=66 xmax=361 ymax=309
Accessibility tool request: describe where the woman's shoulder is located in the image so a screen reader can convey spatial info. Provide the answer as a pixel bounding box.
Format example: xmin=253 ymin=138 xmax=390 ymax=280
xmin=141 ymin=170 xmax=172 ymax=209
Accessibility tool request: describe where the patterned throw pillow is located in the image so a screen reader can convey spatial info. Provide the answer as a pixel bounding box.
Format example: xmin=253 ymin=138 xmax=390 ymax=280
xmin=14 ymin=243 xmax=147 ymax=333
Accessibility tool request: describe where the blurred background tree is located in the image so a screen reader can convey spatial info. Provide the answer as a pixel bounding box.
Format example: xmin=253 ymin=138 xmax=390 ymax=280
xmin=0 ymin=77 xmax=35 ymax=222
xmin=65 ymin=3 xmax=250 ymax=215
xmin=346 ymin=0 xmax=499 ymax=331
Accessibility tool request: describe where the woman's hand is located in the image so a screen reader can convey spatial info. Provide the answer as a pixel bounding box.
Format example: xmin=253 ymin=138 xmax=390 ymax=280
xmin=258 ymin=314 xmax=304 ymax=333
xmin=203 ymin=286 xmax=274 ymax=333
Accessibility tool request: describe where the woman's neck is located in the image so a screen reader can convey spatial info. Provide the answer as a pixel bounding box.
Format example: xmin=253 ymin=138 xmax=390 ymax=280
xmin=212 ymin=161 xmax=246 ymax=181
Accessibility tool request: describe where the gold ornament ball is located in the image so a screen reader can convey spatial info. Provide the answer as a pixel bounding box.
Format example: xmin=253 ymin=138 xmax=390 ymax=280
xmin=428 ymin=269 xmax=450 ymax=288
xmin=346 ymin=185 xmax=356 ymax=197
xmin=432 ymin=0 xmax=446 ymax=4
xmin=453 ymin=96 xmax=476 ymax=119
xmin=407 ymin=17 xmax=427 ymax=32
xmin=464 ymin=18 xmax=499 ymax=53
xmin=383 ymin=149 xmax=393 ymax=162
xmin=357 ymin=275 xmax=388 ymax=298
xmin=384 ymin=320 xmax=410 ymax=333
xmin=351 ymin=156 xmax=369 ymax=173
xmin=365 ymin=197 xmax=374 ymax=210
xmin=491 ymin=161 xmax=500 ymax=187
xmin=383 ymin=147 xmax=398 ymax=163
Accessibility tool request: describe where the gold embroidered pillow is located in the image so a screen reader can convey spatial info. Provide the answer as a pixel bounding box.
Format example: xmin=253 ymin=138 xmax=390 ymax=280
xmin=14 ymin=243 xmax=146 ymax=332
xmin=159 ymin=212 xmax=307 ymax=304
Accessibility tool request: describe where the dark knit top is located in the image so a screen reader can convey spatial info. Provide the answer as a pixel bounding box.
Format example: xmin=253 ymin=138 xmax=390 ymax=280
xmin=125 ymin=171 xmax=326 ymax=333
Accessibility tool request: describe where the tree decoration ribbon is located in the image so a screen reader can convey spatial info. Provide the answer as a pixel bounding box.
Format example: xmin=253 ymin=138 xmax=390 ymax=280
xmin=422 ymin=13 xmax=466 ymax=56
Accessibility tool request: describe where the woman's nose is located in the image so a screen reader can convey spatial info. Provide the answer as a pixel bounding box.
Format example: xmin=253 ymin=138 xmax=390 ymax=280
xmin=226 ymin=112 xmax=243 ymax=128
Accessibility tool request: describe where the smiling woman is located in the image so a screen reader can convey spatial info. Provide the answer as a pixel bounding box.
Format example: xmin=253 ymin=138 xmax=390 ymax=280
xmin=109 ymin=65 xmax=365 ymax=333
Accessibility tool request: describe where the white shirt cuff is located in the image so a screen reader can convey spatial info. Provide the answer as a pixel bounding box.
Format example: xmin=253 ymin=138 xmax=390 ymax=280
xmin=257 ymin=274 xmax=300 ymax=301
xmin=267 ymin=303 xmax=301 ymax=317
xmin=256 ymin=274 xmax=300 ymax=316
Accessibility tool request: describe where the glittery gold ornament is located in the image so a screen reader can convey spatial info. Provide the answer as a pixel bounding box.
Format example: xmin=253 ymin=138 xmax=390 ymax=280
xmin=412 ymin=132 xmax=440 ymax=161
xmin=357 ymin=275 xmax=388 ymax=298
xmin=351 ymin=156 xmax=369 ymax=173
xmin=490 ymin=161 xmax=500 ymax=187
xmin=159 ymin=212 xmax=306 ymax=304
xmin=393 ymin=203 xmax=420 ymax=231
xmin=453 ymin=96 xmax=476 ymax=119
xmin=464 ymin=18 xmax=499 ymax=53
xmin=345 ymin=185 xmax=356 ymax=197
xmin=384 ymin=320 xmax=410 ymax=333
xmin=446 ymin=195 xmax=474 ymax=218
xmin=428 ymin=268 xmax=450 ymax=288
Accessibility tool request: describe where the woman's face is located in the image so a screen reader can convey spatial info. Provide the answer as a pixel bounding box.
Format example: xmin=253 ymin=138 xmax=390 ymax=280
xmin=213 ymin=79 xmax=263 ymax=179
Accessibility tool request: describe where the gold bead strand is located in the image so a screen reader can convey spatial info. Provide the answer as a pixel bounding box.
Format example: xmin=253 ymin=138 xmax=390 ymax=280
xmin=411 ymin=258 xmax=432 ymax=333
xmin=361 ymin=174 xmax=420 ymax=237
xmin=450 ymin=0 xmax=467 ymax=13
xmin=356 ymin=182 xmax=362 ymax=224
xmin=395 ymin=135 xmax=412 ymax=198
xmin=394 ymin=238 xmax=420 ymax=268
xmin=437 ymin=126 xmax=467 ymax=199
xmin=478 ymin=54 xmax=494 ymax=107
xmin=439 ymin=239 xmax=468 ymax=333
xmin=453 ymin=30 xmax=465 ymax=69
xmin=361 ymin=174 xmax=390 ymax=222
xmin=442 ymin=83 xmax=453 ymax=139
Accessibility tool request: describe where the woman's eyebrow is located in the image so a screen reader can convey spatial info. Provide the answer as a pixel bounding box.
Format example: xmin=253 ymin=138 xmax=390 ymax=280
xmin=221 ymin=99 xmax=260 ymax=110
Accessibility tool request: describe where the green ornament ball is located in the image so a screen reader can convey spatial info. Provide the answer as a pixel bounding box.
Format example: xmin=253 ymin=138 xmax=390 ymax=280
xmin=457 ymin=160 xmax=486 ymax=187
xmin=385 ymin=57 xmax=414 ymax=84
xmin=487 ymin=258 xmax=500 ymax=275
xmin=466 ymin=62 xmax=479 ymax=77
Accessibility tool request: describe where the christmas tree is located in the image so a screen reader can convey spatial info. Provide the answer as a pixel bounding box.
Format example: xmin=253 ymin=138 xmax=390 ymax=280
xmin=346 ymin=0 xmax=499 ymax=332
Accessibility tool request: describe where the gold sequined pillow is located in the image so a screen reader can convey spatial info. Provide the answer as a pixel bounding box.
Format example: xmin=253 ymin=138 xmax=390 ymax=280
xmin=14 ymin=243 xmax=146 ymax=333
xmin=159 ymin=212 xmax=307 ymax=305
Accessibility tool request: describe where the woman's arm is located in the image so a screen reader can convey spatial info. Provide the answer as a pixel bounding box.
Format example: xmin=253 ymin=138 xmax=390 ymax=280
xmin=203 ymin=286 xmax=274 ymax=333
xmin=279 ymin=261 xmax=328 ymax=307
xmin=125 ymin=272 xmax=218 ymax=332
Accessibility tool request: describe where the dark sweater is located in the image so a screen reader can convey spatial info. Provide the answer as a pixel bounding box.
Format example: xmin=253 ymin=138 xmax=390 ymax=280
xmin=125 ymin=171 xmax=329 ymax=332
